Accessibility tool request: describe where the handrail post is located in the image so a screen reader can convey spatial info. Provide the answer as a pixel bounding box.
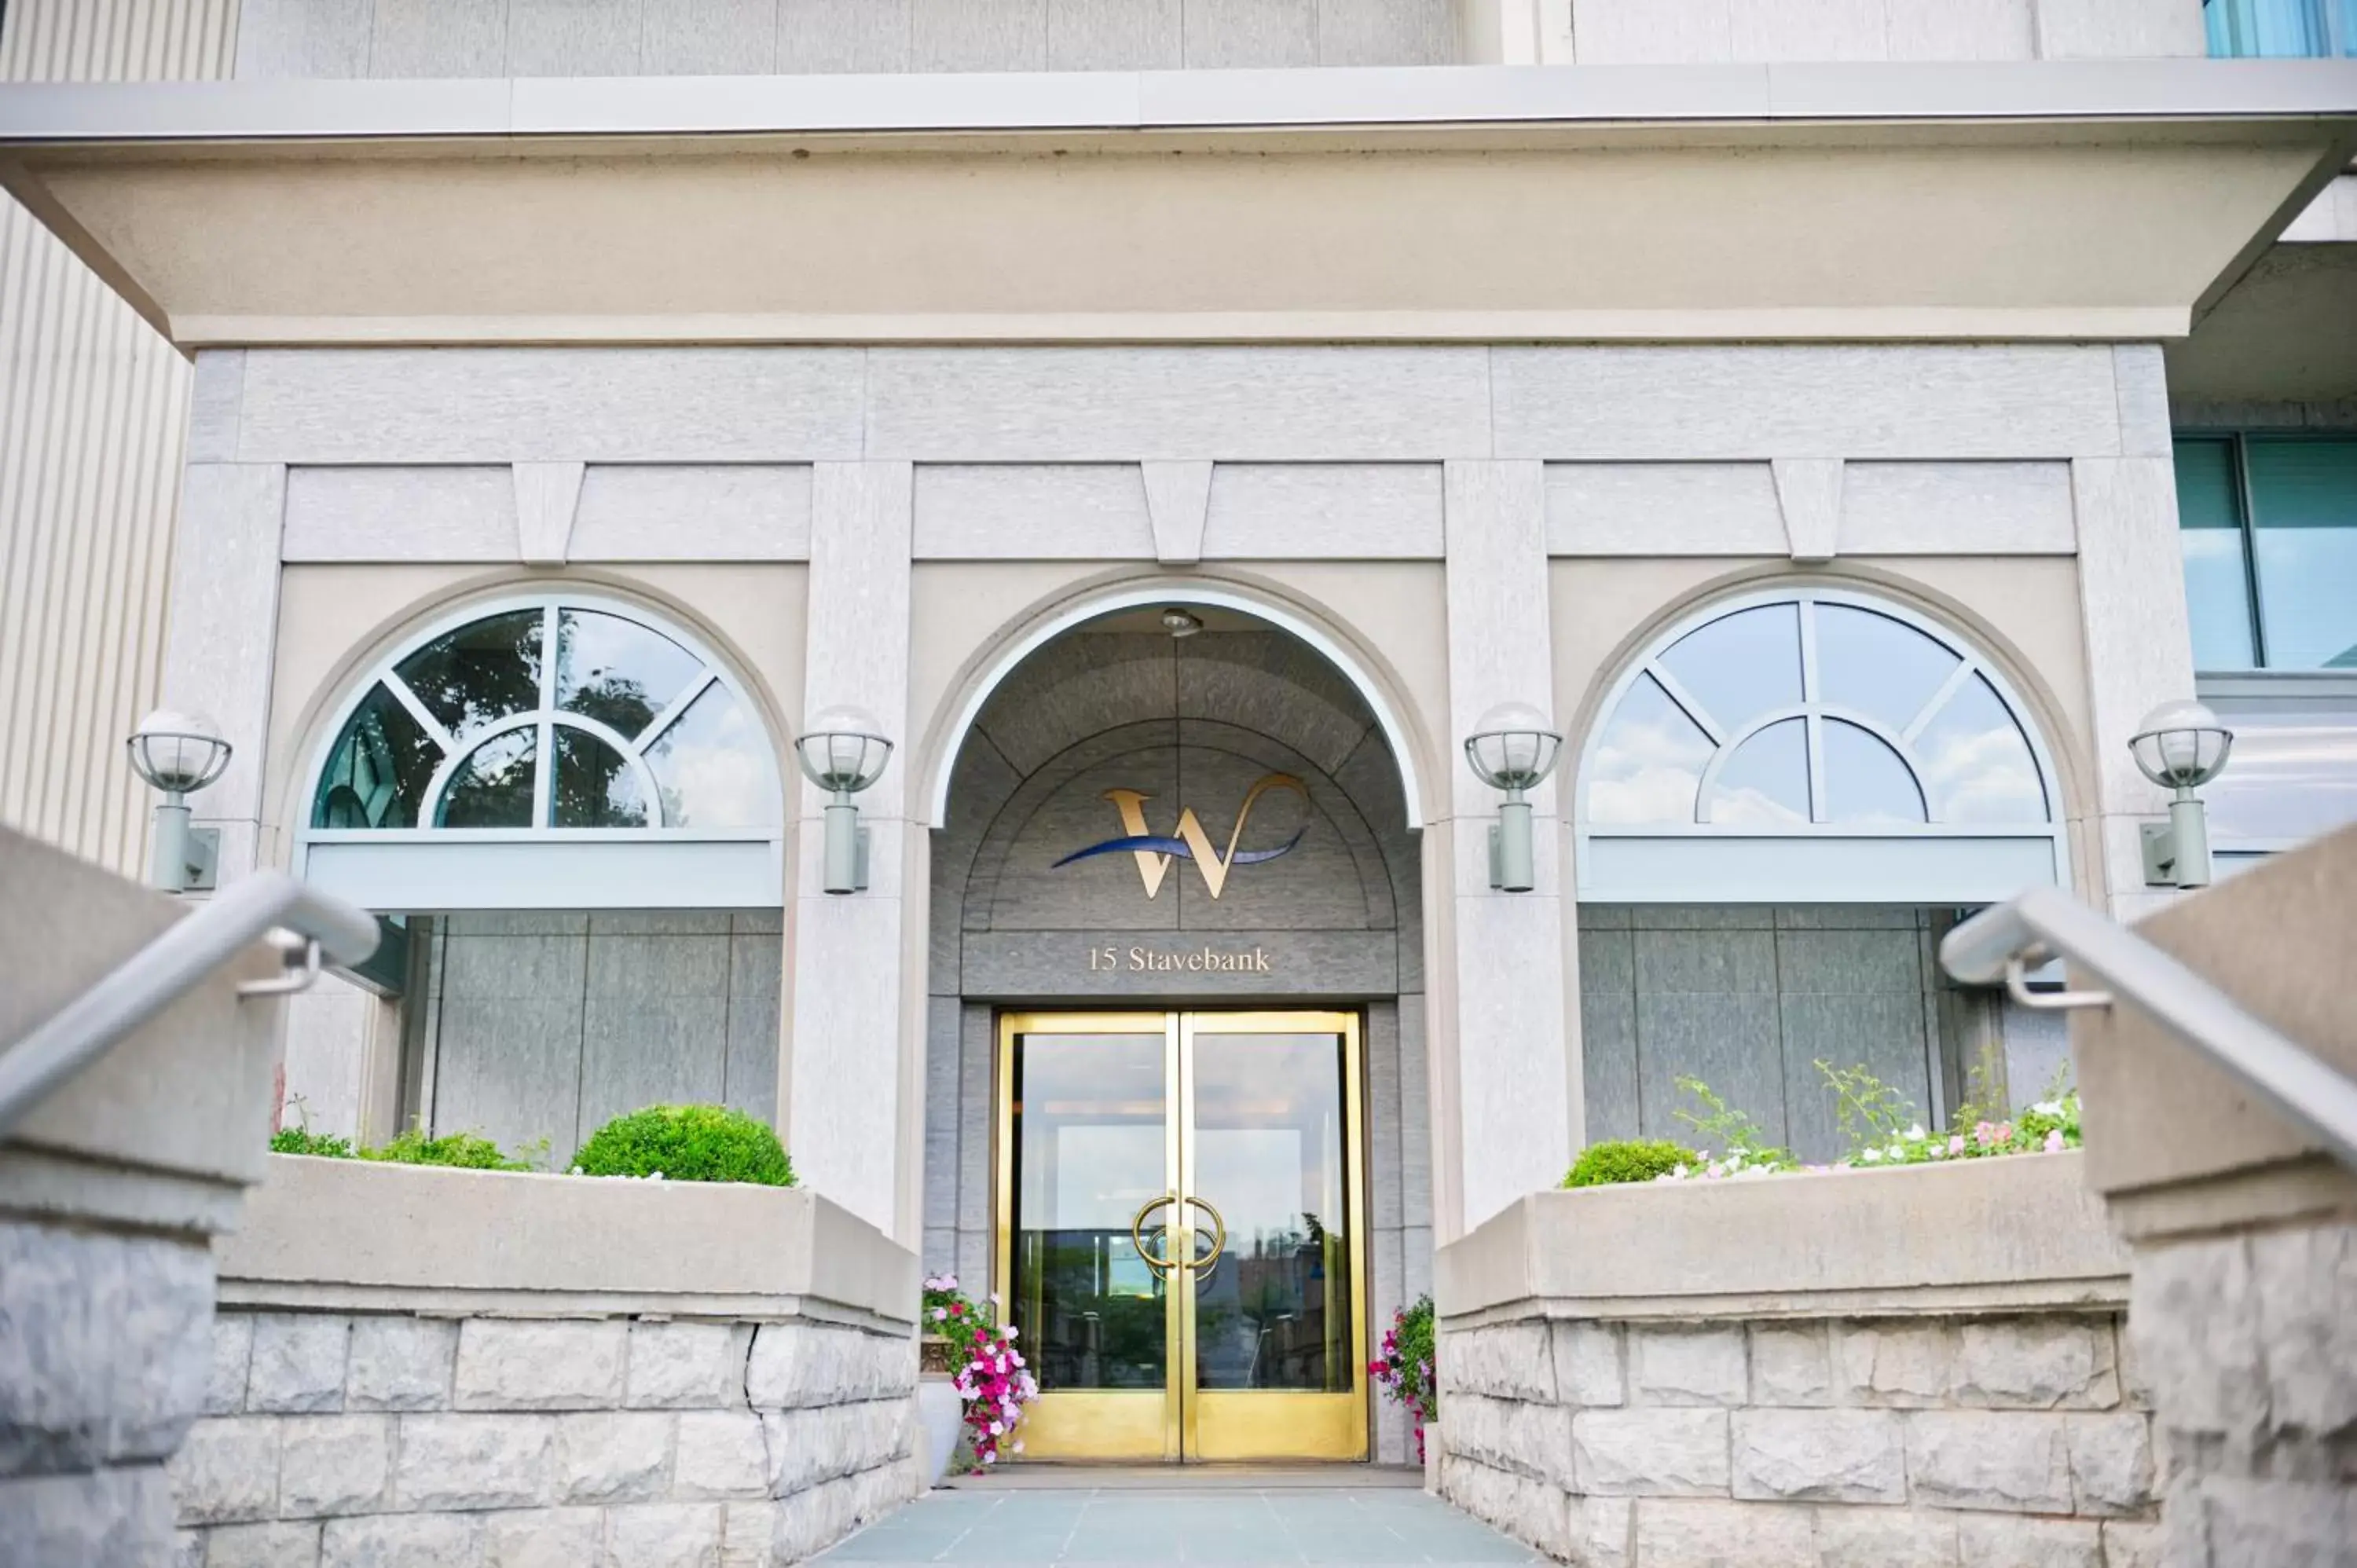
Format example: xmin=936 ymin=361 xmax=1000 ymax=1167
xmin=0 ymin=872 xmax=378 ymax=1141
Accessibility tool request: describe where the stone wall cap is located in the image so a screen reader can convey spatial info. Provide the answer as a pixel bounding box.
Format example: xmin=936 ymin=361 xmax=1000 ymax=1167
xmin=1437 ymin=1150 xmax=2129 ymax=1322
xmin=216 ymin=1153 xmax=918 ymax=1328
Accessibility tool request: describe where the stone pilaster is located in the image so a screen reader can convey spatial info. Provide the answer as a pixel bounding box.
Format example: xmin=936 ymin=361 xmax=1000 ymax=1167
xmin=1441 ymin=460 xmax=1574 ymax=1236
xmin=786 ymin=461 xmax=918 ymax=1238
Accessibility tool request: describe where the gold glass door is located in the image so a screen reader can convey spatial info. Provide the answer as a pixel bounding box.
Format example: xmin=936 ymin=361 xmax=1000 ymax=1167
xmin=998 ymin=1010 xmax=1366 ymax=1464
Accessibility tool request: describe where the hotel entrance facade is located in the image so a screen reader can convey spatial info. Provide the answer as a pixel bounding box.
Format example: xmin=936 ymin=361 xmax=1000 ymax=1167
xmin=9 ymin=13 xmax=2353 ymax=1508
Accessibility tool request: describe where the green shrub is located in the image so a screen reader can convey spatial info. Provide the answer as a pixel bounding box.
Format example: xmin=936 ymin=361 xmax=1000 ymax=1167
xmin=1563 ymin=1139 xmax=1699 ymax=1189
xmin=572 ymin=1104 xmax=794 ymax=1186
xmin=270 ymin=1126 xmax=355 ymax=1159
xmin=361 ymin=1127 xmax=536 ymax=1172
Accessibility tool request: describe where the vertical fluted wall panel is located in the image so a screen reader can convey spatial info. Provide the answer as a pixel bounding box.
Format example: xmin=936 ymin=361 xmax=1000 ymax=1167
xmin=0 ymin=0 xmax=238 ymax=875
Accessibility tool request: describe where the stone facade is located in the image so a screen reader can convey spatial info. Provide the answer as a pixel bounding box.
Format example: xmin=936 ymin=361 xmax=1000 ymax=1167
xmin=169 ymin=1309 xmax=922 ymax=1567
xmin=0 ymin=1218 xmax=217 ymax=1566
xmin=0 ymin=831 xmax=288 ymax=1568
xmin=1439 ymin=1310 xmax=2157 ymax=1566
xmin=2127 ymin=1221 xmax=2357 ymax=1566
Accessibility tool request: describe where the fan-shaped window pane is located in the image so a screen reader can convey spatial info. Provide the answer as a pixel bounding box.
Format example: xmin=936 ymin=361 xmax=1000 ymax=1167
xmin=552 ymin=727 xmax=650 ymax=828
xmin=1658 ymin=603 xmax=1802 ymax=734
xmin=1822 ymin=720 xmax=1926 ymax=824
xmin=1707 ymin=718 xmax=1810 ymax=825
xmin=1915 ymin=675 xmax=2047 ymax=822
xmin=313 ymin=683 xmax=438 ymax=829
xmin=1588 ymin=674 xmax=1714 ymax=826
xmin=645 ymin=687 xmax=772 ymax=829
xmin=1813 ymin=606 xmax=1960 ymax=732
xmin=437 ymin=729 xmax=537 ymax=827
xmin=555 ymin=610 xmax=700 ymax=742
xmin=395 ymin=610 xmax=544 ymax=738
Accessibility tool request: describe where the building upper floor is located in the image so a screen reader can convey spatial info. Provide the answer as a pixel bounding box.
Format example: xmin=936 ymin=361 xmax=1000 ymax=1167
xmin=211 ymin=0 xmax=2351 ymax=82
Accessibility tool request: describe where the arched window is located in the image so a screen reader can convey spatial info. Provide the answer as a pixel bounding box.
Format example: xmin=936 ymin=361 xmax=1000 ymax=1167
xmin=1576 ymin=589 xmax=2066 ymax=903
xmin=299 ymin=593 xmax=783 ymax=909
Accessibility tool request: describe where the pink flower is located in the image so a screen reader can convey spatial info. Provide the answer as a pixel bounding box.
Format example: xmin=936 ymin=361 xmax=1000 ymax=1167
xmin=1948 ymin=1135 xmax=1966 ymax=1156
xmin=2044 ymin=1130 xmax=2066 ymax=1153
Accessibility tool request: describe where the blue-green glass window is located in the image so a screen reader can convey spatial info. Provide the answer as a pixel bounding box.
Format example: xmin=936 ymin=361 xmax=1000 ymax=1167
xmin=2204 ymin=0 xmax=2357 ymax=56
xmin=2174 ymin=436 xmax=2357 ymax=670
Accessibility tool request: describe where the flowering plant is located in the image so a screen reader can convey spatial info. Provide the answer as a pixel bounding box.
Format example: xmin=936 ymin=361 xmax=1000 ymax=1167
xmin=1368 ymin=1295 xmax=1437 ymax=1462
xmin=922 ymin=1274 xmax=1037 ymax=1467
xmin=1637 ymin=1066 xmax=2083 ymax=1184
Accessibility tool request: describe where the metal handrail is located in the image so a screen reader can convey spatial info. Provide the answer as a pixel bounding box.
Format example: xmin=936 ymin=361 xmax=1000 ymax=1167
xmin=0 ymin=871 xmax=379 ymax=1141
xmin=1941 ymin=884 xmax=2357 ymax=1173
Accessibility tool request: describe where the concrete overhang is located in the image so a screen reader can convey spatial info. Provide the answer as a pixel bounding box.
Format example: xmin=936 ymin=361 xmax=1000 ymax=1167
xmin=2 ymin=59 xmax=2354 ymax=348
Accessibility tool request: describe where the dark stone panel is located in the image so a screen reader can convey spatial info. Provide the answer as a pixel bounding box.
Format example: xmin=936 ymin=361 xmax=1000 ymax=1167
xmin=1633 ymin=990 xmax=1787 ymax=1149
xmin=723 ymin=931 xmax=783 ymax=1125
xmin=959 ymin=927 xmax=1396 ymax=1001
xmin=1780 ymin=992 xmax=1936 ymax=1164
xmin=1578 ymin=928 xmax=1640 ymax=1144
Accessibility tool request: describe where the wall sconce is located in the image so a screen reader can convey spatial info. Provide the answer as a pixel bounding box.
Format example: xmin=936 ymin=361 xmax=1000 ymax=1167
xmin=795 ymin=705 xmax=893 ymax=895
xmin=125 ymin=709 xmax=231 ymax=893
xmin=1464 ymin=702 xmax=1565 ymax=893
xmin=2130 ymin=698 xmax=2234 ymax=889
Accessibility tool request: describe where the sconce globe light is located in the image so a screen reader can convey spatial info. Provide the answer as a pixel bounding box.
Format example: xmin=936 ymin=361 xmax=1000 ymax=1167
xmin=125 ymin=708 xmax=232 ymax=893
xmin=2128 ymin=698 xmax=2234 ymax=890
xmin=2128 ymin=699 xmax=2234 ymax=792
xmin=1464 ymin=701 xmax=1565 ymax=893
xmin=795 ymin=705 xmax=893 ymax=895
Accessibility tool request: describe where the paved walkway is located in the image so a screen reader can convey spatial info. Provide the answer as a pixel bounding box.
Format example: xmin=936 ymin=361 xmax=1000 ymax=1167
xmin=811 ymin=1482 xmax=1541 ymax=1565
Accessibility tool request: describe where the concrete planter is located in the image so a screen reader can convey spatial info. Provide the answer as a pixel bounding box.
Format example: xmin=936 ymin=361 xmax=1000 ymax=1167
xmin=1439 ymin=1149 xmax=2128 ymax=1320
xmin=1433 ymin=1152 xmax=2151 ymax=1564
xmin=1422 ymin=1420 xmax=1441 ymax=1493
xmin=177 ymin=1155 xmax=931 ymax=1566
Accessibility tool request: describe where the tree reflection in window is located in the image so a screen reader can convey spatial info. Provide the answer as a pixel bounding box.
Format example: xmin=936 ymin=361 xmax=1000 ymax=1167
xmin=310 ymin=598 xmax=776 ymax=834
xmin=1585 ymin=592 xmax=2052 ymax=830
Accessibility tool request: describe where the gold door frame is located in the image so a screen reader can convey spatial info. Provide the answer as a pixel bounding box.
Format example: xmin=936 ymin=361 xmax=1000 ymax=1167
xmin=994 ymin=1009 xmax=1369 ymax=1464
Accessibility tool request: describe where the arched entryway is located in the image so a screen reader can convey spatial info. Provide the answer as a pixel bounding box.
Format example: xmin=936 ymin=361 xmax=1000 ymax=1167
xmin=926 ymin=602 xmax=1428 ymax=1465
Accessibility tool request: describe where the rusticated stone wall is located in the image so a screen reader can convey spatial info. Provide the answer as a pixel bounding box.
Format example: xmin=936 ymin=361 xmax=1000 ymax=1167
xmin=167 ymin=1309 xmax=921 ymax=1567
xmin=2128 ymin=1220 xmax=2357 ymax=1566
xmin=1439 ymin=1310 xmax=2158 ymax=1567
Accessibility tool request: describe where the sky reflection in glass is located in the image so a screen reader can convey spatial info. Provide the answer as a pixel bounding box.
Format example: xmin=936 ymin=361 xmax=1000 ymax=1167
xmin=1585 ymin=594 xmax=2051 ymax=831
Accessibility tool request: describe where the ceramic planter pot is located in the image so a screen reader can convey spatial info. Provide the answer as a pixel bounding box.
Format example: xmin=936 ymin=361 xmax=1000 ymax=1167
xmin=917 ymin=1337 xmax=964 ymax=1486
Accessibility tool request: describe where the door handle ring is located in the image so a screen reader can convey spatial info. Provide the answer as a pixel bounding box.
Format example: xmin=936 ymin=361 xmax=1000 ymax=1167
xmin=1130 ymin=1193 xmax=1178 ymax=1277
xmin=1186 ymin=1195 xmax=1226 ymax=1275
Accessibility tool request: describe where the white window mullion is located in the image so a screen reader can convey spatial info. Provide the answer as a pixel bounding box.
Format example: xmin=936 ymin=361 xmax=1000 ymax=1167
xmin=533 ymin=604 xmax=560 ymax=829
xmin=383 ymin=672 xmax=456 ymax=755
xmin=1799 ymin=599 xmax=1827 ymax=823
xmin=640 ymin=669 xmax=717 ymax=749
xmin=1647 ymin=661 xmax=1725 ymax=746
xmin=1902 ymin=659 xmax=1978 ymax=748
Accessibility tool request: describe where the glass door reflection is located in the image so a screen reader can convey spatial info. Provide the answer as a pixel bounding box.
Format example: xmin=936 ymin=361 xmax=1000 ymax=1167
xmin=1182 ymin=1014 xmax=1365 ymax=1462
xmin=1002 ymin=1014 xmax=1178 ymax=1460
xmin=996 ymin=1010 xmax=1365 ymax=1464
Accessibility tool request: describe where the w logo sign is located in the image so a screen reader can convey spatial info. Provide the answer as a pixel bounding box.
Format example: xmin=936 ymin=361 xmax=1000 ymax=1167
xmin=1053 ymin=773 xmax=1309 ymax=900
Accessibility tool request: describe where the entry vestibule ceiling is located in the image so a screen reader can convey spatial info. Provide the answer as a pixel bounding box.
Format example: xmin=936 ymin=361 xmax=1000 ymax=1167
xmin=933 ymin=623 xmax=1420 ymax=1003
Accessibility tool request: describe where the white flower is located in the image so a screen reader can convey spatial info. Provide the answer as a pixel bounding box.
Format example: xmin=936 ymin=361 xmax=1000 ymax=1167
xmin=942 ymin=1275 xmax=958 ymax=1289
xmin=1860 ymin=1149 xmax=1882 ymax=1163
xmin=932 ymin=1307 xmax=948 ymax=1322
xmin=569 ymin=1165 xmax=584 ymax=1175
xmin=1672 ymin=1164 xmax=1689 ymax=1180
xmin=1905 ymin=1124 xmax=1927 ymax=1141
xmin=648 ymin=1171 xmax=665 ymax=1181
xmin=1004 ymin=1326 xmax=1019 ymax=1339
xmin=2032 ymin=1101 xmax=2062 ymax=1117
